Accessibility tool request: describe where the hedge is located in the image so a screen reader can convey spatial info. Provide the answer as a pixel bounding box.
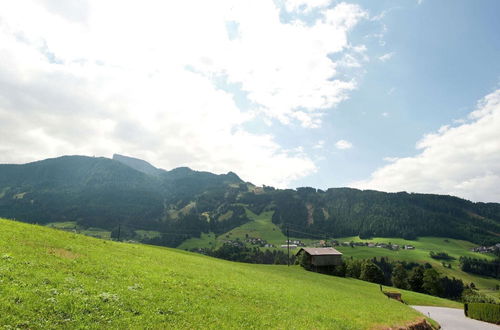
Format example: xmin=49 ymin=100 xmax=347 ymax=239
xmin=464 ymin=303 xmax=500 ymax=324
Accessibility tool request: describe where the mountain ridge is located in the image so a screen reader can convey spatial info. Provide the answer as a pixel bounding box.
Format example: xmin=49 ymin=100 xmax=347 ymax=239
xmin=0 ymin=155 xmax=499 ymax=246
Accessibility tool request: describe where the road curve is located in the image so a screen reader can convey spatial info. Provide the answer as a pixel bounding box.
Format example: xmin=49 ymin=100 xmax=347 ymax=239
xmin=411 ymin=306 xmax=499 ymax=330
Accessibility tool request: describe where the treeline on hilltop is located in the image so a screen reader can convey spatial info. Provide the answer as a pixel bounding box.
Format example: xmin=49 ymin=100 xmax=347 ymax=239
xmin=1 ymin=155 xmax=500 ymax=247
xmin=266 ymin=187 xmax=500 ymax=245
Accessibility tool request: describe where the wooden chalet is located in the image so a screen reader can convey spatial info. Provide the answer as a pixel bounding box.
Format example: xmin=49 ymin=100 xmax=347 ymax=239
xmin=296 ymin=247 xmax=343 ymax=266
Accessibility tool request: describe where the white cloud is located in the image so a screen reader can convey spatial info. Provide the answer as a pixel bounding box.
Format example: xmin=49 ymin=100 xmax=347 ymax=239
xmin=313 ymin=140 xmax=325 ymax=149
xmin=284 ymin=0 xmax=332 ymax=13
xmin=335 ymin=139 xmax=353 ymax=150
xmin=196 ymin=1 xmax=369 ymax=128
xmin=379 ymin=52 xmax=395 ymax=62
xmin=352 ymin=89 xmax=500 ymax=202
xmin=381 ymin=112 xmax=389 ymax=117
xmin=0 ymin=0 xmax=373 ymax=187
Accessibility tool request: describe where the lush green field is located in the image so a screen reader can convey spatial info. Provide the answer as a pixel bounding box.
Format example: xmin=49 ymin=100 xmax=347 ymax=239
xmin=45 ymin=221 xmax=162 ymax=242
xmin=177 ymin=232 xmax=218 ymax=250
xmin=218 ymin=210 xmax=286 ymax=244
xmin=336 ymin=236 xmax=500 ymax=295
xmin=179 ymin=209 xmax=499 ymax=296
xmin=46 ymin=221 xmax=112 ymax=240
xmin=178 ymin=210 xmax=287 ymax=250
xmin=0 ymin=218 xmax=461 ymax=329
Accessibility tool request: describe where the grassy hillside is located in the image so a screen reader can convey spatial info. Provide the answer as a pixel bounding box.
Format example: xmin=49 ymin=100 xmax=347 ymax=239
xmin=0 ymin=218 xmax=460 ymax=329
xmin=179 ymin=209 xmax=285 ymax=250
xmin=181 ymin=210 xmax=499 ymax=297
xmin=336 ymin=236 xmax=500 ymax=296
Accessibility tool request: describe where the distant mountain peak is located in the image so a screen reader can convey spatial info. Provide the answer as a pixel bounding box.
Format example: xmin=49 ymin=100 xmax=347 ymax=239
xmin=226 ymin=171 xmax=241 ymax=181
xmin=112 ymin=154 xmax=162 ymax=176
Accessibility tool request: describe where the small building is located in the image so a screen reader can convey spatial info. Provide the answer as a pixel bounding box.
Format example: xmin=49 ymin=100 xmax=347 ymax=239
xmin=296 ymin=247 xmax=343 ymax=266
xmin=281 ymin=244 xmax=298 ymax=249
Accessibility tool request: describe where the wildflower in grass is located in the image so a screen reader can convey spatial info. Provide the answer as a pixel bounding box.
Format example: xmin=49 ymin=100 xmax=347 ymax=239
xmin=98 ymin=292 xmax=119 ymax=302
xmin=127 ymin=283 xmax=142 ymax=291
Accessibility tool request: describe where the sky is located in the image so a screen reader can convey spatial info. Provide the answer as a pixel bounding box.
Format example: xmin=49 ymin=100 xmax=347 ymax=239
xmin=0 ymin=0 xmax=499 ymax=202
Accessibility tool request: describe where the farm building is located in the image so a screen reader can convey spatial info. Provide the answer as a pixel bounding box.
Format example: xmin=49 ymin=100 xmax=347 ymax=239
xmin=296 ymin=247 xmax=343 ymax=266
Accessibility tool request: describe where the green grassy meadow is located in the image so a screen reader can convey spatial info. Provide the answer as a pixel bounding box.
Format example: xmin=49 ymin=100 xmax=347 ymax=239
xmin=218 ymin=210 xmax=286 ymax=244
xmin=178 ymin=232 xmax=218 ymax=250
xmin=0 ymin=218 xmax=461 ymax=329
xmin=335 ymin=236 xmax=500 ymax=295
xmin=178 ymin=209 xmax=499 ymax=296
xmin=178 ymin=209 xmax=286 ymax=250
xmin=46 ymin=221 xmax=112 ymax=240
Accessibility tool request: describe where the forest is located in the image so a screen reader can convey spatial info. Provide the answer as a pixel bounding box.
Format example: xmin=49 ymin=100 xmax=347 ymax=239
xmin=1 ymin=155 xmax=499 ymax=247
xmin=460 ymin=256 xmax=500 ymax=279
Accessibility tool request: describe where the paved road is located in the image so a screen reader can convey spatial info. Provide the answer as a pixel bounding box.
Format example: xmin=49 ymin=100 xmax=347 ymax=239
xmin=412 ymin=306 xmax=499 ymax=330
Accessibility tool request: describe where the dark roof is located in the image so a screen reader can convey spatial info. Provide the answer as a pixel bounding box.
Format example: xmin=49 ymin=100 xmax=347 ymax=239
xmin=296 ymin=247 xmax=342 ymax=256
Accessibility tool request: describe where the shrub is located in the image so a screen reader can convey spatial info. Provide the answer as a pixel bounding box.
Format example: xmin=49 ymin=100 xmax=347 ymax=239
xmin=465 ymin=303 xmax=500 ymax=324
xmin=462 ymin=288 xmax=499 ymax=304
xmin=345 ymin=259 xmax=362 ymax=279
xmin=429 ymin=251 xmax=455 ymax=260
xmin=298 ymin=251 xmax=312 ymax=271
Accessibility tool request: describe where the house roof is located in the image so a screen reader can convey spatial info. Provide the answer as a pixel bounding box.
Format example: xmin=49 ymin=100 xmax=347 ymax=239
xmin=296 ymin=247 xmax=342 ymax=256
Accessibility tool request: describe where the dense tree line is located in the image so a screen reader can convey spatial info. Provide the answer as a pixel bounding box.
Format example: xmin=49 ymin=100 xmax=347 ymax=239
xmin=299 ymin=257 xmax=465 ymax=301
xmin=460 ymin=256 xmax=500 ymax=279
xmin=194 ymin=242 xmax=294 ymax=265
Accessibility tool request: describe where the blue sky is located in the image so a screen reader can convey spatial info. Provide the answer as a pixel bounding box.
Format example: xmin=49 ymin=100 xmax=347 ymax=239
xmin=290 ymin=0 xmax=500 ymax=189
xmin=0 ymin=0 xmax=499 ymax=201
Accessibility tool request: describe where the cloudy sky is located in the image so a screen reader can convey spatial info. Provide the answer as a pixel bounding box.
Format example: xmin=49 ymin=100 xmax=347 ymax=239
xmin=1 ymin=0 xmax=499 ymax=202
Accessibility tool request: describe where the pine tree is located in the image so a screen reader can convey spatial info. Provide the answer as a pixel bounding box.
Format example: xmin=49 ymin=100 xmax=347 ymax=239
xmin=408 ymin=266 xmax=425 ymax=292
xmin=422 ymin=268 xmax=443 ymax=296
xmin=392 ymin=263 xmax=409 ymax=289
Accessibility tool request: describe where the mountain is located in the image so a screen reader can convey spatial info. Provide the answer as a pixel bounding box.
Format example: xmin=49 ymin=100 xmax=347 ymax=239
xmin=0 ymin=155 xmax=499 ymax=246
xmin=266 ymin=187 xmax=500 ymax=245
xmin=0 ymin=155 xmax=246 ymax=246
xmin=0 ymin=155 xmax=163 ymax=229
xmin=113 ymin=153 xmax=163 ymax=176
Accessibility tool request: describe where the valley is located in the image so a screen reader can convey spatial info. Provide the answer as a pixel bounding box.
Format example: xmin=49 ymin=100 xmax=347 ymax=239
xmin=1 ymin=155 xmax=499 ymax=328
xmin=0 ymin=218 xmax=458 ymax=329
xmin=42 ymin=206 xmax=500 ymax=300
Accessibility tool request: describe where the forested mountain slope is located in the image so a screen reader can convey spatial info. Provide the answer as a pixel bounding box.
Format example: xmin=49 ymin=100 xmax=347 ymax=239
xmin=0 ymin=155 xmax=499 ymax=246
xmin=267 ymin=187 xmax=500 ymax=244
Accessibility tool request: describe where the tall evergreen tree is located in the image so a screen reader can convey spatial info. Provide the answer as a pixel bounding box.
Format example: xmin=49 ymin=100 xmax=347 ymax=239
xmin=408 ymin=266 xmax=425 ymax=292
xmin=392 ymin=263 xmax=409 ymax=289
xmin=422 ymin=268 xmax=442 ymax=296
